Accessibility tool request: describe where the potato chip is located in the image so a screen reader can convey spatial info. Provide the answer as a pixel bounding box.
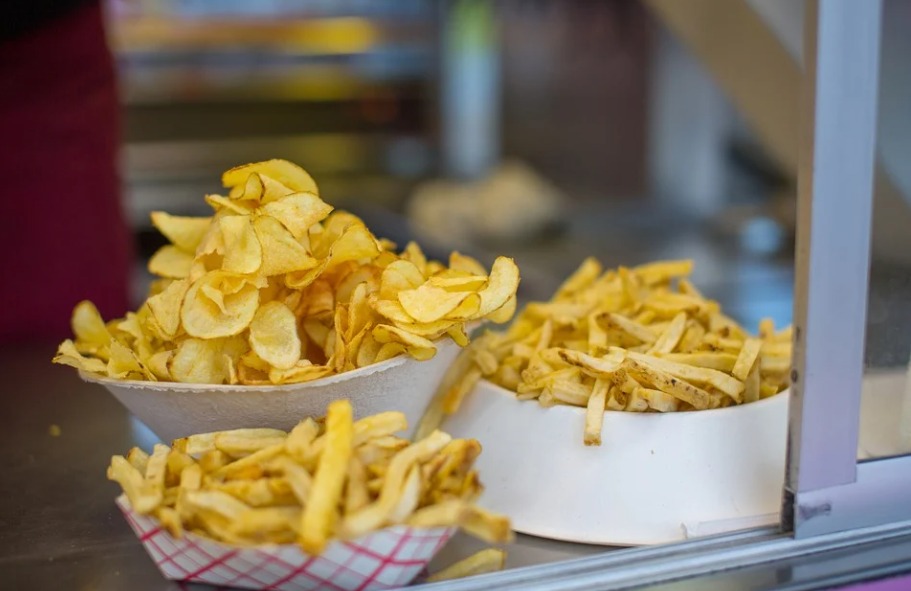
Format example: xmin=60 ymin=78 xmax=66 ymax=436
xmin=223 ymin=159 xmax=319 ymax=195
xmin=373 ymin=325 xmax=436 ymax=361
xmin=148 ymin=245 xmax=194 ymax=279
xmin=181 ymin=272 xmax=260 ymax=339
xmin=219 ymin=215 xmax=263 ymax=275
xmin=475 ymin=257 xmax=520 ymax=317
xmin=145 ymin=279 xmax=189 ymax=339
xmin=253 ymin=216 xmax=319 ymax=276
xmin=52 ymin=339 xmax=107 ymax=374
xmin=259 ymin=192 xmax=332 ymax=239
xmin=169 ymin=338 xmax=230 ymax=384
xmin=399 ymin=285 xmax=473 ymax=323
xmin=448 ymin=252 xmax=487 ymax=276
xmin=150 ymin=212 xmax=212 ymax=253
xmin=249 ymin=301 xmax=301 ymax=370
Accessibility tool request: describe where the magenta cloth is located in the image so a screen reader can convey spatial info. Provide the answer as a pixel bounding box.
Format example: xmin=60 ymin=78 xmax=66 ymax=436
xmin=0 ymin=1 xmax=132 ymax=342
xmin=831 ymin=574 xmax=911 ymax=591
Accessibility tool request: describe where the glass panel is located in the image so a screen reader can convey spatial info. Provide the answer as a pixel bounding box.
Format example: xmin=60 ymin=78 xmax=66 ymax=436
xmin=860 ymin=0 xmax=911 ymax=461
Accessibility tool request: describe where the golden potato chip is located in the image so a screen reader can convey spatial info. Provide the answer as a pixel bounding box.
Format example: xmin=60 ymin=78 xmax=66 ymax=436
xmin=486 ymin=294 xmax=517 ymax=325
xmin=476 ymin=257 xmax=520 ymax=317
xmin=398 ymin=285 xmax=473 ymax=323
xmin=223 ymin=159 xmax=318 ymax=195
xmin=108 ymin=340 xmax=151 ymax=380
xmin=324 ymin=224 xmax=381 ymax=267
xmin=219 ymin=215 xmax=263 ymax=275
xmin=146 ymin=279 xmax=189 ymax=339
xmin=259 ymin=192 xmax=333 ymax=239
xmin=148 ymin=245 xmax=194 ymax=279
xmin=448 ymin=252 xmax=487 ymax=276
xmin=53 ymin=339 xmax=107 ymax=374
xmin=206 ymin=194 xmax=253 ymax=215
xmin=445 ymin=293 xmax=482 ymax=321
xmin=253 ymin=216 xmax=319 ymax=276
xmin=373 ymin=325 xmax=436 ymax=361
xmin=268 ymin=361 xmax=334 ymax=385
xmin=380 ymin=260 xmax=425 ymax=300
xmin=169 ymin=338 xmax=230 ymax=384
xmin=71 ymin=300 xmax=112 ymax=348
xmin=181 ymin=272 xmax=260 ymax=339
xmin=150 ymin=212 xmax=211 ymax=253
xmin=249 ymin=301 xmax=302 ymax=370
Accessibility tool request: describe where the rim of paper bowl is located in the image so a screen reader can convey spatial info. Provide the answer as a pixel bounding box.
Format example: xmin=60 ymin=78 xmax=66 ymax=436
xmin=477 ymin=378 xmax=790 ymax=420
xmin=77 ymin=344 xmax=445 ymax=393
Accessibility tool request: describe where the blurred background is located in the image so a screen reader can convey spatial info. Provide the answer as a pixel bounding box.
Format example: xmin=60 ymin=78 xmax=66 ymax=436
xmin=37 ymin=0 xmax=911 ymax=366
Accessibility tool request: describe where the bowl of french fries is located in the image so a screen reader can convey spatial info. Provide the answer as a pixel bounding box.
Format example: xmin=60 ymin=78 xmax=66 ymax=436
xmin=432 ymin=258 xmax=792 ymax=545
xmin=53 ymin=160 xmax=520 ymax=441
xmin=109 ymin=400 xmax=511 ymax=591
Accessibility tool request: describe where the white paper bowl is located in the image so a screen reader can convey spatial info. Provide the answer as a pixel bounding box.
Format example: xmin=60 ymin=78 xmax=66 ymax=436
xmin=441 ymin=379 xmax=789 ymax=546
xmin=82 ymin=339 xmax=461 ymax=443
xmin=116 ymin=496 xmax=454 ymax=591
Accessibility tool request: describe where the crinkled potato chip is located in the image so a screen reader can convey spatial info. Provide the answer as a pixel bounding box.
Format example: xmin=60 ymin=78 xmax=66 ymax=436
xmin=223 ymin=159 xmax=318 ymax=195
xmin=259 ymin=192 xmax=332 ymax=239
xmin=146 ymin=279 xmax=189 ymax=339
xmin=71 ymin=300 xmax=112 ymax=348
xmin=150 ymin=212 xmax=211 ymax=253
xmin=249 ymin=301 xmax=302 ymax=370
xmin=54 ymin=159 xmax=521 ymax=384
xmin=254 ymin=216 xmax=319 ymax=276
xmin=169 ymin=338 xmax=230 ymax=384
xmin=182 ymin=272 xmax=260 ymax=339
xmin=220 ymin=216 xmax=263 ymax=275
xmin=148 ymin=245 xmax=194 ymax=279
xmin=399 ymin=285 xmax=473 ymax=324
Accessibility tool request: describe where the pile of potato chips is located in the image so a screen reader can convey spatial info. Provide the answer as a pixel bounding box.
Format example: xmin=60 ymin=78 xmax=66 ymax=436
xmin=431 ymin=258 xmax=792 ymax=445
xmin=54 ymin=159 xmax=519 ymax=384
xmin=109 ymin=400 xmax=511 ymax=554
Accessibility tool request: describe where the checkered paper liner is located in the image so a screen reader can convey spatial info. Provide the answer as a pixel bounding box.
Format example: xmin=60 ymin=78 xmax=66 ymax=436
xmin=116 ymin=496 xmax=455 ymax=591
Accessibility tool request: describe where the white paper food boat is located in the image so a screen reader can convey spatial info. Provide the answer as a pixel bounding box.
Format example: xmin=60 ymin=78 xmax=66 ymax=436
xmin=117 ymin=496 xmax=455 ymax=591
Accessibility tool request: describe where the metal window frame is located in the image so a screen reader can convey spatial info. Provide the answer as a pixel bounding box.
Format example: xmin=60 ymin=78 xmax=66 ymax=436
xmin=785 ymin=0 xmax=911 ymax=538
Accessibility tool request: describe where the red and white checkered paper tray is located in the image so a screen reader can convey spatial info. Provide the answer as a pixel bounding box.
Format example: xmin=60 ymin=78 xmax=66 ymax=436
xmin=116 ymin=496 xmax=455 ymax=591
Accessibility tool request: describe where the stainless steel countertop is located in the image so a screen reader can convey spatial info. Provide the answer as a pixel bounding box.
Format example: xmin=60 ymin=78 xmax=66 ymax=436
xmin=0 ymin=344 xmax=607 ymax=590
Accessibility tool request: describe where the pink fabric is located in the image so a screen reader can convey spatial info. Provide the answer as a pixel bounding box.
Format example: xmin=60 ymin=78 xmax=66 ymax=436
xmin=0 ymin=1 xmax=131 ymax=342
xmin=830 ymin=574 xmax=911 ymax=591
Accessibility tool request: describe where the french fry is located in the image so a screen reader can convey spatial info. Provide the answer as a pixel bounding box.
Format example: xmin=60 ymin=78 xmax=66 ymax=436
xmin=342 ymin=431 xmax=451 ymax=539
xmin=732 ymin=338 xmax=763 ymax=381
xmin=584 ymin=379 xmax=609 ymax=445
xmin=300 ymin=400 xmax=354 ymax=554
xmin=624 ymin=358 xmax=713 ymax=410
xmin=427 ymin=548 xmax=507 ymax=582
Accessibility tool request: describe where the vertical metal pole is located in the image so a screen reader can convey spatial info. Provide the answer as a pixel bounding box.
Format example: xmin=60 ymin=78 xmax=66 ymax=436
xmin=440 ymin=0 xmax=500 ymax=179
xmin=787 ymin=0 xmax=881 ymax=499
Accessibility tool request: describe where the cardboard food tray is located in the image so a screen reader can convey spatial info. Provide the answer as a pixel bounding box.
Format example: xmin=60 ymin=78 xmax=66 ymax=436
xmin=117 ymin=496 xmax=455 ymax=591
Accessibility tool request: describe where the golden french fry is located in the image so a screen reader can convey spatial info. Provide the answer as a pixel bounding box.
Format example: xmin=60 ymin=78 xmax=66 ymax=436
xmin=342 ymin=430 xmax=451 ymax=539
xmin=300 ymin=400 xmax=354 ymax=554
xmin=427 ymin=548 xmax=507 ymax=583
xmin=624 ymin=358 xmax=713 ymax=410
xmin=732 ymin=338 xmax=763 ymax=381
xmin=584 ymin=379 xmax=609 ymax=446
